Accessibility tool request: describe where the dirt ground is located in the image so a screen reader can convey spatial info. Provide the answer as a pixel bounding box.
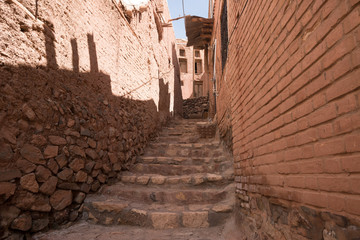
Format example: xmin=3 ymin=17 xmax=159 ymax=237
xmin=32 ymin=218 xmax=244 ymax=240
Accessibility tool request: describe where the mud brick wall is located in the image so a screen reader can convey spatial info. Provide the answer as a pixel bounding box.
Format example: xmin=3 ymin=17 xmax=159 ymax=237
xmin=212 ymin=0 xmax=360 ymax=239
xmin=0 ymin=0 xmax=181 ymax=238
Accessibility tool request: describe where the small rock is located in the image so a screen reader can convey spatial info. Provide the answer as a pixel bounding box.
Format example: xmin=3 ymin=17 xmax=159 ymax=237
xmin=12 ymin=191 xmax=36 ymax=210
xmin=76 ymin=139 xmax=88 ymax=148
xmin=193 ymin=175 xmax=205 ymax=185
xmin=97 ymin=174 xmax=107 ymax=184
xmin=85 ymin=148 xmax=98 ymax=160
xmin=39 ymin=176 xmax=58 ymax=195
xmin=151 ymin=176 xmax=166 ymax=185
xmin=50 ymin=190 xmax=72 ymax=211
xmin=109 ymin=127 xmax=116 ymax=138
xmin=69 ymin=210 xmax=79 ymax=222
xmin=69 ymin=158 xmax=85 ymax=172
xmin=18 ymin=119 xmax=29 ymax=131
xmin=182 ymin=211 xmax=209 ymax=228
xmin=0 ymin=127 xmax=17 ymax=144
xmin=0 ymin=169 xmax=21 ymax=182
xmin=75 ymin=171 xmax=87 ymax=182
xmin=30 ymin=135 xmax=47 ymax=147
xmin=85 ymin=161 xmax=95 ymax=173
xmin=91 ymin=181 xmax=100 ymax=192
xmin=151 ymin=212 xmax=179 ymax=229
xmin=58 ymin=182 xmax=80 ymax=191
xmin=11 ymin=213 xmax=32 ymax=231
xmin=0 ymin=205 xmax=21 ymax=229
xmin=47 ymin=159 xmax=59 ymax=174
xmin=55 ymin=154 xmax=68 ymax=169
xmin=69 ymin=146 xmax=85 ymax=157
xmin=20 ymin=144 xmax=45 ymax=165
xmin=87 ymin=139 xmax=96 ymax=148
xmin=22 ymin=103 xmax=36 ymax=121
xmin=31 ymin=218 xmax=49 ymax=232
xmin=67 ymin=119 xmax=75 ymax=128
xmin=102 ymin=163 xmax=111 ymax=174
xmin=80 ymin=127 xmax=91 ymax=137
xmin=35 ymin=165 xmax=52 ymax=182
xmin=74 ymin=192 xmax=86 ymax=204
xmin=20 ymin=173 xmax=39 ymax=193
xmin=64 ymin=129 xmax=81 ymax=138
xmin=0 ymin=182 xmax=16 ymax=202
xmin=44 ymin=145 xmax=58 ymax=159
xmin=16 ymin=159 xmax=36 ymax=174
xmin=108 ymin=153 xmax=117 ymax=164
xmin=31 ymin=195 xmax=51 ymax=212
xmin=0 ymin=143 xmax=13 ymax=164
xmin=136 ymin=176 xmax=150 ymax=185
xmin=206 ymin=173 xmax=223 ymax=182
xmin=48 ymin=136 xmax=67 ymax=145
xmin=80 ymin=183 xmax=91 ymax=193
xmin=57 ymin=168 xmax=74 ymax=181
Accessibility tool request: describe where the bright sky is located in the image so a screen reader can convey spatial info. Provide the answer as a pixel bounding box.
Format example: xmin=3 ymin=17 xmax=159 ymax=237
xmin=167 ymin=0 xmax=209 ymax=39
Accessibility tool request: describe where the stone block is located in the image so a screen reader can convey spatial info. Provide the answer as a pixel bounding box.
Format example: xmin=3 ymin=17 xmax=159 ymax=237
xmin=182 ymin=211 xmax=209 ymax=228
xmin=151 ymin=212 xmax=179 ymax=229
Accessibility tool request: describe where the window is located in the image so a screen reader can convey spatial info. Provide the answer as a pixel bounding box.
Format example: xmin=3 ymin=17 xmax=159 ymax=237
xmin=195 ymin=50 xmax=200 ymax=57
xmin=220 ymin=0 xmax=228 ymax=71
xmin=179 ymin=58 xmax=187 ymax=73
xmin=179 ymin=49 xmax=185 ymax=57
xmin=195 ymin=60 xmax=202 ymax=74
xmin=181 ymin=80 xmax=184 ymax=86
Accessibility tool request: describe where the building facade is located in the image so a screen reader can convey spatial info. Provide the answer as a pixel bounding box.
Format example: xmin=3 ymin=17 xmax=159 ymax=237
xmin=176 ymin=39 xmax=208 ymax=99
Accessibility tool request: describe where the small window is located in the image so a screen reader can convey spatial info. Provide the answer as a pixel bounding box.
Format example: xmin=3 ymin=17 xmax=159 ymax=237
xmin=195 ymin=50 xmax=200 ymax=57
xmin=179 ymin=49 xmax=185 ymax=57
xmin=181 ymin=80 xmax=184 ymax=86
xmin=179 ymin=58 xmax=187 ymax=73
xmin=195 ymin=60 xmax=202 ymax=74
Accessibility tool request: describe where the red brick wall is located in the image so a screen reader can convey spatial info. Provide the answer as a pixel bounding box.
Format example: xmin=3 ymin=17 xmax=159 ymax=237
xmin=212 ymin=0 xmax=360 ymax=238
xmin=209 ymin=0 xmax=233 ymax=149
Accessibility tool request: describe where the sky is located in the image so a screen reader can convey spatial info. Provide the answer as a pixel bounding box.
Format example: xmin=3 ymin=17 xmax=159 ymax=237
xmin=167 ymin=0 xmax=209 ymax=39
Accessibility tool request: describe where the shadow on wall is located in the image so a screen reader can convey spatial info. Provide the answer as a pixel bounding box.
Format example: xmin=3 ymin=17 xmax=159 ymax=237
xmin=0 ymin=20 xmax=169 ymax=237
xmin=172 ymin=43 xmax=183 ymax=116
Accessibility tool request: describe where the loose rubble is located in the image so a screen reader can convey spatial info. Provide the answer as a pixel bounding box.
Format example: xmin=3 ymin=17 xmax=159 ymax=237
xmin=183 ymin=96 xmax=209 ymax=119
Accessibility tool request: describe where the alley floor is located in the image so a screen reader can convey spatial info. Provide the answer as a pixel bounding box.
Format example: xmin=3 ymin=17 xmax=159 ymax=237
xmin=33 ymin=221 xmax=228 ymax=240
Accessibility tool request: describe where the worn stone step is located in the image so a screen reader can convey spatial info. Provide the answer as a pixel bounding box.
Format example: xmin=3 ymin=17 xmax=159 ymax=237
xmin=143 ymin=145 xmax=224 ymax=158
xmin=130 ymin=162 xmax=231 ymax=175
xmin=119 ymin=172 xmax=234 ymax=187
xmin=136 ymin=156 xmax=229 ymax=165
xmin=98 ymin=183 xmax=234 ymax=205
xmin=83 ymin=197 xmax=234 ymax=229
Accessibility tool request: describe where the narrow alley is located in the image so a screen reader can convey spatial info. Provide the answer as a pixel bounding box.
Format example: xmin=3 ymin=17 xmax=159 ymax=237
xmin=0 ymin=0 xmax=360 ymax=239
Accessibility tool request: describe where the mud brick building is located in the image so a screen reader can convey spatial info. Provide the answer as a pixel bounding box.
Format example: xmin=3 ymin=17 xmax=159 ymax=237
xmin=175 ymin=39 xmax=209 ymax=99
xmin=202 ymin=0 xmax=360 ymax=239
xmin=0 ymin=0 xmax=182 ymax=237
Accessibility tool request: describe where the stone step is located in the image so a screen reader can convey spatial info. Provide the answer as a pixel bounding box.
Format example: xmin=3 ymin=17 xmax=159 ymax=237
xmin=83 ymin=197 xmax=234 ymax=229
xmin=137 ymin=156 xmax=229 ymax=165
xmin=130 ymin=162 xmax=231 ymax=175
xmin=98 ymin=183 xmax=234 ymax=205
xmin=119 ymin=172 xmax=234 ymax=187
xmin=143 ymin=145 xmax=224 ymax=158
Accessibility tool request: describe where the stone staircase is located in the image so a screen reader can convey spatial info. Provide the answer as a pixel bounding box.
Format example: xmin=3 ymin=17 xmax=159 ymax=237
xmin=82 ymin=118 xmax=234 ymax=229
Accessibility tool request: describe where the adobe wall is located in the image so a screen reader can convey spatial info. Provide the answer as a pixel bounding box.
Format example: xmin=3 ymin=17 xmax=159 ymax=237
xmin=0 ymin=0 xmax=180 ymax=237
xmin=213 ymin=0 xmax=360 ymax=239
